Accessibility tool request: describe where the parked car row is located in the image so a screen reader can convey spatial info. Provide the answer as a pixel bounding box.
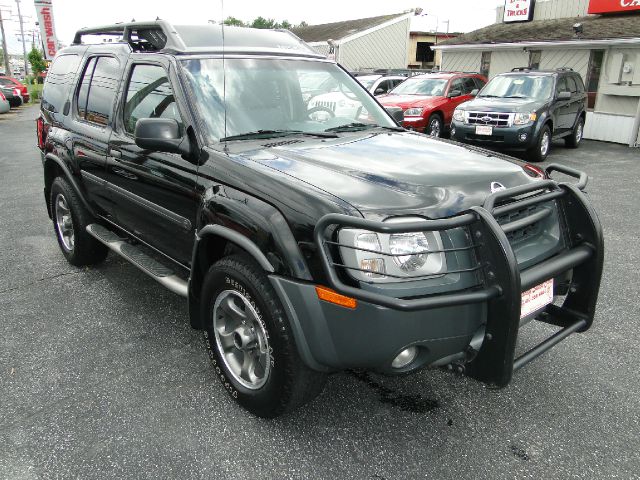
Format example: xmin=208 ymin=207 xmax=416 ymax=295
xmin=0 ymin=76 xmax=30 ymax=113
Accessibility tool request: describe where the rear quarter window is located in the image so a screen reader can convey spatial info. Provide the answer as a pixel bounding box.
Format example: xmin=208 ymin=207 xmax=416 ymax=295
xmin=41 ymin=54 xmax=81 ymax=115
xmin=76 ymin=56 xmax=121 ymax=126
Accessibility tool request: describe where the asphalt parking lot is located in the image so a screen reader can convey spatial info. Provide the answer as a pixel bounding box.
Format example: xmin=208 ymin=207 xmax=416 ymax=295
xmin=1 ymin=104 xmax=639 ymax=479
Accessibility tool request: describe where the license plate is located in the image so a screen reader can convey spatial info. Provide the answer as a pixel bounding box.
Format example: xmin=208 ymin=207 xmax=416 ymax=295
xmin=475 ymin=125 xmax=493 ymax=136
xmin=521 ymin=279 xmax=554 ymax=319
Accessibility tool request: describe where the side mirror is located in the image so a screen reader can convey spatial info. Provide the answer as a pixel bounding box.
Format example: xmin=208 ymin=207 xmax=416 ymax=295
xmin=374 ymin=87 xmax=386 ymax=95
xmin=385 ymin=106 xmax=404 ymax=125
xmin=447 ymin=89 xmax=462 ymax=98
xmin=470 ymin=89 xmax=479 ymax=97
xmin=135 ymin=118 xmax=190 ymax=156
xmin=557 ymin=91 xmax=572 ymax=100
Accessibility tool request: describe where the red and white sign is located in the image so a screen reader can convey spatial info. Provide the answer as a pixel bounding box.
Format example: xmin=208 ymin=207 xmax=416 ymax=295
xmin=588 ymin=0 xmax=640 ymax=14
xmin=520 ymin=278 xmax=554 ymax=319
xmin=504 ymin=0 xmax=536 ymax=23
xmin=34 ymin=0 xmax=59 ymax=60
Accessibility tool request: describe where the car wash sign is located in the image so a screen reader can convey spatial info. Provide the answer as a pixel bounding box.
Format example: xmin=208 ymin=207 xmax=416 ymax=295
xmin=34 ymin=0 xmax=59 ymax=60
xmin=588 ymin=0 xmax=640 ymax=14
xmin=504 ymin=0 xmax=536 ymax=23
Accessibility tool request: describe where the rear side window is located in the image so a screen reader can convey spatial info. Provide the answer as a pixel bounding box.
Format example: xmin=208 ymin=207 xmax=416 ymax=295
xmin=41 ymin=54 xmax=80 ymax=114
xmin=462 ymin=77 xmax=477 ymax=94
xmin=76 ymin=56 xmax=121 ymax=126
xmin=556 ymin=76 xmax=569 ymax=95
xmin=573 ymin=75 xmax=585 ymax=93
xmin=123 ymin=64 xmax=183 ymax=135
xmin=566 ymin=76 xmax=578 ymax=93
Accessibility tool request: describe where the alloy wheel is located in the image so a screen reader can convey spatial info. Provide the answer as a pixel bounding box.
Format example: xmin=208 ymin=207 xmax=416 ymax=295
xmin=213 ymin=290 xmax=271 ymax=390
xmin=54 ymin=193 xmax=75 ymax=251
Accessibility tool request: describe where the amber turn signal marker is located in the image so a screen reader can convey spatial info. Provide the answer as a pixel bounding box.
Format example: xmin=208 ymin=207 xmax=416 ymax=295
xmin=315 ymin=286 xmax=357 ymax=309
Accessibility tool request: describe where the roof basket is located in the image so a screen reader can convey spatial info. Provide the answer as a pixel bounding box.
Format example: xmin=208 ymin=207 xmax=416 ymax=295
xmin=72 ymin=20 xmax=186 ymax=52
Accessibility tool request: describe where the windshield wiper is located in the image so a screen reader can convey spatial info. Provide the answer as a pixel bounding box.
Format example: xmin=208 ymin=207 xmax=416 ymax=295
xmin=221 ymin=129 xmax=337 ymax=141
xmin=324 ymin=122 xmax=376 ymax=133
xmin=478 ymin=94 xmax=499 ymax=98
xmin=503 ymin=95 xmax=528 ymax=99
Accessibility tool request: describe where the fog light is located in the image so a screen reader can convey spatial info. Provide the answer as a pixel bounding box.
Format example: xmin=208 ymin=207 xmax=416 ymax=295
xmin=451 ymin=126 xmax=456 ymax=137
xmin=391 ymin=346 xmax=418 ymax=369
xmin=519 ymin=133 xmax=528 ymax=142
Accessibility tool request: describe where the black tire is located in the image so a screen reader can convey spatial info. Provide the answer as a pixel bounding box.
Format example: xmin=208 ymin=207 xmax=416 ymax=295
xmin=201 ymin=254 xmax=326 ymax=418
xmin=50 ymin=176 xmax=108 ymax=267
xmin=426 ymin=113 xmax=444 ymax=138
xmin=526 ymin=124 xmax=551 ymax=162
xmin=565 ymin=116 xmax=584 ymax=148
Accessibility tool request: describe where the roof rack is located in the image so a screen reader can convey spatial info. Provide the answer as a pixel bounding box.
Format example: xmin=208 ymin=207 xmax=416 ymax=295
xmin=511 ymin=66 xmax=535 ymax=72
xmin=73 ymin=20 xmax=186 ymax=52
xmin=71 ymin=20 xmax=322 ymax=58
xmin=556 ymin=67 xmax=574 ymax=72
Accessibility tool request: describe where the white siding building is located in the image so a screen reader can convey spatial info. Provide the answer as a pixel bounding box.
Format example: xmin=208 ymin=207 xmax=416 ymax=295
xmin=435 ymin=0 xmax=640 ymax=146
xmin=292 ymin=13 xmax=412 ymax=72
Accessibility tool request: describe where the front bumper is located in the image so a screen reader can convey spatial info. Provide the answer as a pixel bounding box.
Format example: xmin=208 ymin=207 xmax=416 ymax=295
xmin=452 ymin=121 xmax=537 ymax=150
xmin=297 ymin=165 xmax=603 ymax=387
xmin=402 ymin=116 xmax=428 ymax=131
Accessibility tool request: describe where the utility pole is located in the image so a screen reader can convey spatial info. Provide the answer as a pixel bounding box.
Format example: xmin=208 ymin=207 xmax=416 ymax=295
xmin=14 ymin=0 xmax=28 ymax=76
xmin=0 ymin=5 xmax=11 ymax=75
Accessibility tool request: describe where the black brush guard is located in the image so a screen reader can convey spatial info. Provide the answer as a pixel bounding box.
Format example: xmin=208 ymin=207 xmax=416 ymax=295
xmin=313 ymin=164 xmax=604 ymax=387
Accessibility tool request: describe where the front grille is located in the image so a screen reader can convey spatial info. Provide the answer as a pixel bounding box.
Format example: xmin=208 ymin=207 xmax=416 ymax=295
xmin=467 ymin=111 xmax=513 ymax=127
xmin=495 ymin=203 xmax=548 ymax=244
xmin=311 ymin=100 xmax=336 ymax=112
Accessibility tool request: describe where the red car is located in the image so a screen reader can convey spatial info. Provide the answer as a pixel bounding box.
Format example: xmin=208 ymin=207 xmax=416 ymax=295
xmin=0 ymin=76 xmax=29 ymax=103
xmin=378 ymin=72 xmax=487 ymax=137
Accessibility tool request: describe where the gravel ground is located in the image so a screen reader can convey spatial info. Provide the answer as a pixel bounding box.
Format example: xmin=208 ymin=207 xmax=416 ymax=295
xmin=1 ymin=104 xmax=639 ymax=479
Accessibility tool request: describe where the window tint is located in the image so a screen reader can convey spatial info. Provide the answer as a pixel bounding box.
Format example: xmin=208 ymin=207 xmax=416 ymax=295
xmin=556 ymin=76 xmax=569 ymax=94
xmin=85 ymin=57 xmax=120 ymax=125
xmin=0 ymin=78 xmax=14 ymax=86
xmin=450 ymin=78 xmax=464 ymax=94
xmin=41 ymin=54 xmax=80 ymax=114
xmin=474 ymin=77 xmax=487 ymax=89
xmin=77 ymin=57 xmax=96 ymax=119
xmin=462 ymin=77 xmax=477 ymax=94
xmin=573 ymin=74 xmax=585 ymax=93
xmin=566 ymin=76 xmax=578 ymax=93
xmin=376 ymin=80 xmax=392 ymax=93
xmin=124 ymin=64 xmax=183 ymax=134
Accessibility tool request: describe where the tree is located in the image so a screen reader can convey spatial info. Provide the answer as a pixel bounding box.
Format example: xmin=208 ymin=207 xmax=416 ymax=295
xmin=296 ymin=21 xmax=309 ymax=28
xmin=250 ymin=17 xmax=277 ymax=29
xmin=223 ymin=16 xmax=245 ymax=27
xmin=279 ymin=20 xmax=292 ymax=30
xmin=28 ymin=46 xmax=47 ymax=77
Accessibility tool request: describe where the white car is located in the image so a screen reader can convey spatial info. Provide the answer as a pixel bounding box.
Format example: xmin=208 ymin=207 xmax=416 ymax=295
xmin=308 ymin=75 xmax=406 ymax=120
xmin=356 ymin=75 xmax=406 ymax=96
xmin=0 ymin=91 xmax=10 ymax=114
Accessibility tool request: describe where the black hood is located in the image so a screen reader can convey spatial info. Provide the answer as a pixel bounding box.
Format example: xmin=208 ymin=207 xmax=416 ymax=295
xmin=230 ymin=131 xmax=538 ymax=219
xmin=458 ymin=96 xmax=547 ymax=114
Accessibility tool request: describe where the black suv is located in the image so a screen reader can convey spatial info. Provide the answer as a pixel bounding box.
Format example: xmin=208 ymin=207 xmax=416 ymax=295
xmin=451 ymin=68 xmax=587 ymax=162
xmin=37 ymin=22 xmax=604 ymax=418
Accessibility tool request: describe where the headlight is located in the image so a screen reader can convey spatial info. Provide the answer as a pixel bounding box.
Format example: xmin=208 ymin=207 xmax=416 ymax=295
xmin=513 ymin=112 xmax=537 ymax=125
xmin=404 ymin=107 xmax=424 ymax=116
xmin=453 ymin=109 xmax=465 ymax=122
xmin=337 ymin=218 xmax=447 ymax=283
xmin=389 ymin=233 xmax=430 ymax=272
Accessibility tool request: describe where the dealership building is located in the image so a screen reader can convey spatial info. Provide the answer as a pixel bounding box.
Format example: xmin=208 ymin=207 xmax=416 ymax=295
xmin=435 ymin=0 xmax=640 ymax=146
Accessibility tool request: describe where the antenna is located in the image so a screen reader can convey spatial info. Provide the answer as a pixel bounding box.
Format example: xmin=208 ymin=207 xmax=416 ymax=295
xmin=221 ymin=0 xmax=227 ymax=150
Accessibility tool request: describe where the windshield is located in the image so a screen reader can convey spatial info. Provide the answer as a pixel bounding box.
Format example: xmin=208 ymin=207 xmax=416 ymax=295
xmin=181 ymin=58 xmax=396 ymax=141
xmin=390 ymin=77 xmax=447 ymax=96
xmin=479 ymin=75 xmax=554 ymax=100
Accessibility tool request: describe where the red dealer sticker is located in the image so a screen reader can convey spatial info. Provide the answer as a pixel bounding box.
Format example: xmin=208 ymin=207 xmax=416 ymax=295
xmin=520 ymin=278 xmax=554 ymax=319
xmin=588 ymin=0 xmax=640 ymax=14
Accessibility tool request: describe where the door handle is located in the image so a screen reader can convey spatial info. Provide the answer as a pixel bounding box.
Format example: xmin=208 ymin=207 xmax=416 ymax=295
xmin=113 ymin=167 xmax=138 ymax=180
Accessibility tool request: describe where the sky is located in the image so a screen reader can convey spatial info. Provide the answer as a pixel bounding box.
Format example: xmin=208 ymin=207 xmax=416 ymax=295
xmin=1 ymin=0 xmax=503 ymax=55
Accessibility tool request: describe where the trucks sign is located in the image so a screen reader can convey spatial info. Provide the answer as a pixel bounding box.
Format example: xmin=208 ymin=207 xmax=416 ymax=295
xmin=504 ymin=0 xmax=536 ymax=23
xmin=34 ymin=0 xmax=59 ymax=60
xmin=588 ymin=0 xmax=640 ymax=14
